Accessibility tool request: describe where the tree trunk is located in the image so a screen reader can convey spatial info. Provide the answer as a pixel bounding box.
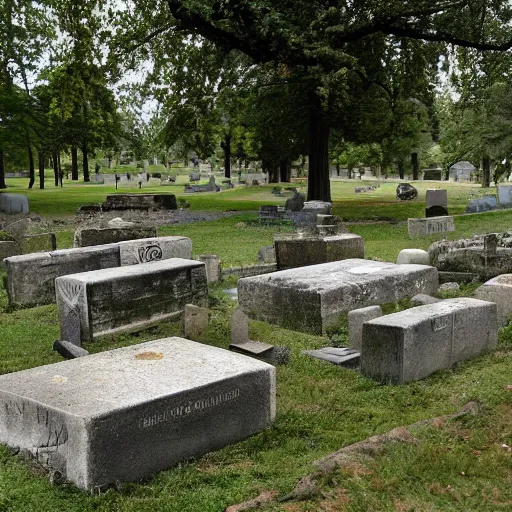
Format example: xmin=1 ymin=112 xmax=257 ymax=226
xmin=336 ymin=162 xmax=340 ymax=177
xmin=482 ymin=157 xmax=491 ymax=187
xmin=28 ymin=142 xmax=35 ymax=189
xmin=262 ymin=158 xmax=279 ymax=183
xmin=38 ymin=151 xmax=45 ymax=189
xmin=307 ymin=98 xmax=331 ymax=201
xmin=348 ymin=166 xmax=353 ymax=179
xmin=411 ymin=152 xmax=419 ymax=180
xmin=71 ymin=146 xmax=79 ymax=180
xmin=82 ymin=144 xmax=90 ymax=182
xmin=398 ymin=160 xmax=405 ymax=180
xmin=279 ymin=159 xmax=291 ymax=183
xmin=222 ymin=134 xmax=231 ymax=178
xmin=52 ymin=152 xmax=59 ymax=186
xmin=0 ymin=149 xmax=6 ymax=189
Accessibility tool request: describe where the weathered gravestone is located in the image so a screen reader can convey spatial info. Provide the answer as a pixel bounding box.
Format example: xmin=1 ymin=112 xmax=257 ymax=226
xmin=425 ymin=189 xmax=448 ymax=217
xmin=5 ymin=236 xmax=192 ymax=307
xmin=498 ymin=185 xmax=512 ymax=208
xmin=348 ymin=305 xmax=383 ymax=350
xmin=0 ymin=338 xmax=276 ymax=490
xmin=238 ymin=259 xmax=438 ymax=334
xmin=408 ymin=216 xmax=455 ymax=237
xmin=274 ymin=233 xmax=365 ymax=270
xmin=361 ymin=298 xmax=497 ymax=384
xmin=258 ymin=205 xmax=280 ymax=223
xmin=183 ymin=304 xmax=209 ymax=341
xmin=0 ymin=241 xmax=20 ymax=262
xmin=284 ymin=192 xmax=305 ymax=212
xmin=56 ymin=258 xmax=208 ymax=345
xmin=20 ymin=233 xmax=57 ymax=254
xmin=475 ymin=274 xmax=512 ymax=326
xmin=198 ymin=254 xmax=221 ymax=283
xmin=302 ymin=201 xmax=332 ymax=214
xmin=73 ymin=226 xmax=157 ymax=247
xmin=102 ymin=194 xmax=177 ymax=211
xmin=0 ymin=193 xmax=29 ymax=214
xmin=396 ymin=249 xmax=430 ymax=265
xmin=257 ymin=245 xmax=276 ymax=264
xmin=465 ymin=196 xmax=497 ymax=213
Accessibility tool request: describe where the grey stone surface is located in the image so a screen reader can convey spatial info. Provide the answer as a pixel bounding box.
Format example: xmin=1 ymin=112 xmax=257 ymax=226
xmin=102 ymin=193 xmax=177 ymax=211
xmin=257 ymin=245 xmax=276 ymax=264
xmin=3 ymin=218 xmax=30 ymax=239
xmin=284 ymin=192 xmax=305 ymax=212
xmin=361 ymin=298 xmax=497 ymax=384
xmin=0 ymin=193 xmax=29 ymax=214
xmin=231 ymin=308 xmax=250 ymax=345
xmin=56 ymin=258 xmax=208 ymax=344
xmin=302 ymin=201 xmax=332 ymax=214
xmin=183 ymin=304 xmax=209 ymax=341
xmin=5 ymin=244 xmax=121 ymax=307
xmin=198 ymin=254 xmax=221 ymax=283
xmin=118 ymin=236 xmax=192 ymax=265
xmin=274 ymin=233 xmax=365 ymax=270
xmin=107 ymin=217 xmax=135 ymax=228
xmin=53 ymin=340 xmax=90 ymax=359
xmin=466 ymin=196 xmax=497 ymax=213
xmin=426 ymin=189 xmax=448 ymax=209
xmin=439 ymin=282 xmax=460 ymax=292
xmin=302 ymin=347 xmax=360 ymax=367
xmin=348 ymin=305 xmax=383 ymax=350
xmin=498 ymin=185 xmax=512 ymax=208
xmin=20 ymin=233 xmax=57 ymax=254
xmin=238 ymin=259 xmax=439 ymax=334
xmin=0 ymin=338 xmax=276 ymax=490
xmin=411 ymin=294 xmax=442 ymax=306
xmin=408 ymin=216 xmax=455 ymax=237
xmin=475 ymin=274 xmax=512 ymax=326
xmin=73 ymin=226 xmax=157 ymax=248
xmin=396 ymin=249 xmax=430 ymax=265
xmin=0 ymin=241 xmax=20 ymax=262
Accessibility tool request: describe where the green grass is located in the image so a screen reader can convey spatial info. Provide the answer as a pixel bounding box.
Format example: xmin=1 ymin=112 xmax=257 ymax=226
xmin=1 ymin=178 xmax=512 ymax=510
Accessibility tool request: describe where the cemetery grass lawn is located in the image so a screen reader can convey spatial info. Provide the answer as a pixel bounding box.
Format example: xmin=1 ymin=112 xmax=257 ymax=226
xmin=1 ymin=277 xmax=512 ymax=510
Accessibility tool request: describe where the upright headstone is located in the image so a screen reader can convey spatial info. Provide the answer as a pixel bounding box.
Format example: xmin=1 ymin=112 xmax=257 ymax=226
xmin=20 ymin=233 xmax=57 ymax=254
xmin=348 ymin=305 xmax=383 ymax=350
xmin=0 ymin=193 xmax=29 ymax=214
xmin=425 ymin=189 xmax=448 ymax=217
xmin=396 ymin=249 xmax=430 ymax=265
xmin=498 ymin=185 xmax=512 ymax=208
xmin=183 ymin=304 xmax=209 ymax=341
xmin=475 ymin=274 xmax=512 ymax=326
xmin=408 ymin=216 xmax=455 ymax=237
xmin=0 ymin=338 xmax=276 ymax=490
xmin=361 ymin=298 xmax=497 ymax=383
xmin=73 ymin=226 xmax=157 ymax=247
xmin=198 ymin=254 xmax=221 ymax=283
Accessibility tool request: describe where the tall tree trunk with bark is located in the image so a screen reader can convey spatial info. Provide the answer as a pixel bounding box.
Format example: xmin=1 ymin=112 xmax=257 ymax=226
xmin=279 ymin=159 xmax=291 ymax=183
xmin=398 ymin=160 xmax=405 ymax=180
xmin=411 ymin=152 xmax=419 ymax=180
xmin=307 ymin=96 xmax=331 ymax=201
xmin=221 ymin=134 xmax=231 ymax=178
xmin=482 ymin=157 xmax=491 ymax=187
xmin=27 ymin=142 xmax=35 ymax=189
xmin=262 ymin=158 xmax=279 ymax=183
xmin=0 ymin=149 xmax=6 ymax=189
xmin=82 ymin=144 xmax=90 ymax=182
xmin=38 ymin=151 xmax=45 ymax=189
xmin=52 ymin=152 xmax=59 ymax=186
xmin=71 ymin=146 xmax=79 ymax=180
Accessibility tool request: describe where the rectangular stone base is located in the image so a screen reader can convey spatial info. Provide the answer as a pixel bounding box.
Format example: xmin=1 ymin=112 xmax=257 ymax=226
xmin=361 ymin=298 xmax=497 ymax=383
xmin=408 ymin=216 xmax=455 ymax=237
xmin=238 ymin=259 xmax=438 ymax=334
xmin=0 ymin=338 xmax=276 ymax=490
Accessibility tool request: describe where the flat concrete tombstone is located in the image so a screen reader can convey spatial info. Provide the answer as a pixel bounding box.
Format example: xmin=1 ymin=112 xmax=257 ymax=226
xmin=0 ymin=338 xmax=276 ymax=490
xmin=475 ymin=274 xmax=512 ymax=326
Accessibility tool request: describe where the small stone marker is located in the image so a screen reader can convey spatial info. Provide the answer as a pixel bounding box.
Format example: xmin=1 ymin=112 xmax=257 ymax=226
xmin=107 ymin=217 xmax=135 ymax=228
xmin=102 ymin=193 xmax=177 ymax=211
xmin=0 ymin=193 xmax=29 ymax=214
xmin=183 ymin=304 xmax=209 ymax=341
xmin=425 ymin=189 xmax=448 ymax=218
xmin=475 ymin=274 xmax=512 ymax=326
xmin=53 ymin=340 xmax=90 ymax=359
xmin=257 ymin=245 xmax=276 ymax=264
xmin=74 ymin=226 xmax=157 ymax=248
xmin=0 ymin=241 xmax=20 ymax=262
xmin=361 ymin=298 xmax=497 ymax=384
xmin=231 ymin=308 xmax=250 ymax=345
xmin=302 ymin=201 xmax=332 ymax=214
xmin=498 ymin=185 xmax=512 ymax=208
xmin=238 ymin=259 xmax=438 ymax=334
xmin=274 ymin=233 xmax=365 ymax=270
xmin=396 ymin=249 xmax=430 ymax=265
xmin=302 ymin=347 xmax=360 ymax=368
xmin=465 ymin=196 xmax=497 ymax=213
xmin=439 ymin=282 xmax=460 ymax=292
xmin=198 ymin=254 xmax=221 ymax=283
xmin=348 ymin=305 xmax=383 ymax=350
xmin=408 ymin=216 xmax=455 ymax=237
xmin=56 ymin=258 xmax=208 ymax=345
xmin=20 ymin=233 xmax=57 ymax=254
xmin=0 ymin=338 xmax=276 ymax=490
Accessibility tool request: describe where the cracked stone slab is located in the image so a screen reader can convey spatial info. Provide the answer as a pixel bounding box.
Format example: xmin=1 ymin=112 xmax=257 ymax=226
xmin=0 ymin=337 xmax=276 ymax=490
xmin=302 ymin=347 xmax=360 ymax=367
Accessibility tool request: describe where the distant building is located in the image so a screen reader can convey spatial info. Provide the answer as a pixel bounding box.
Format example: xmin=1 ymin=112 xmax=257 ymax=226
xmin=450 ymin=161 xmax=477 ymax=181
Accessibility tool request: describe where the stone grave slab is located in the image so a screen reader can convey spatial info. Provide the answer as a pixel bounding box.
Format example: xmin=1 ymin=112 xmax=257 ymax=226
xmin=118 ymin=236 xmax=192 ymax=265
xmin=0 ymin=241 xmax=20 ymax=262
xmin=302 ymin=347 xmax=360 ymax=367
xmin=74 ymin=226 xmax=157 ymax=248
xmin=102 ymin=194 xmax=177 ymax=211
xmin=56 ymin=258 xmax=208 ymax=345
xmin=396 ymin=249 xmax=430 ymax=265
xmin=361 ymin=298 xmax=497 ymax=384
xmin=498 ymin=185 xmax=512 ymax=208
xmin=475 ymin=274 xmax=512 ymax=326
xmin=198 ymin=254 xmax=221 ymax=283
xmin=274 ymin=233 xmax=365 ymax=270
xmin=348 ymin=305 xmax=383 ymax=350
xmin=0 ymin=338 xmax=276 ymax=490
xmin=465 ymin=196 xmax=497 ymax=213
xmin=238 ymin=259 xmax=438 ymax=334
xmin=0 ymin=193 xmax=29 ymax=214
xmin=408 ymin=216 xmax=455 ymax=237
